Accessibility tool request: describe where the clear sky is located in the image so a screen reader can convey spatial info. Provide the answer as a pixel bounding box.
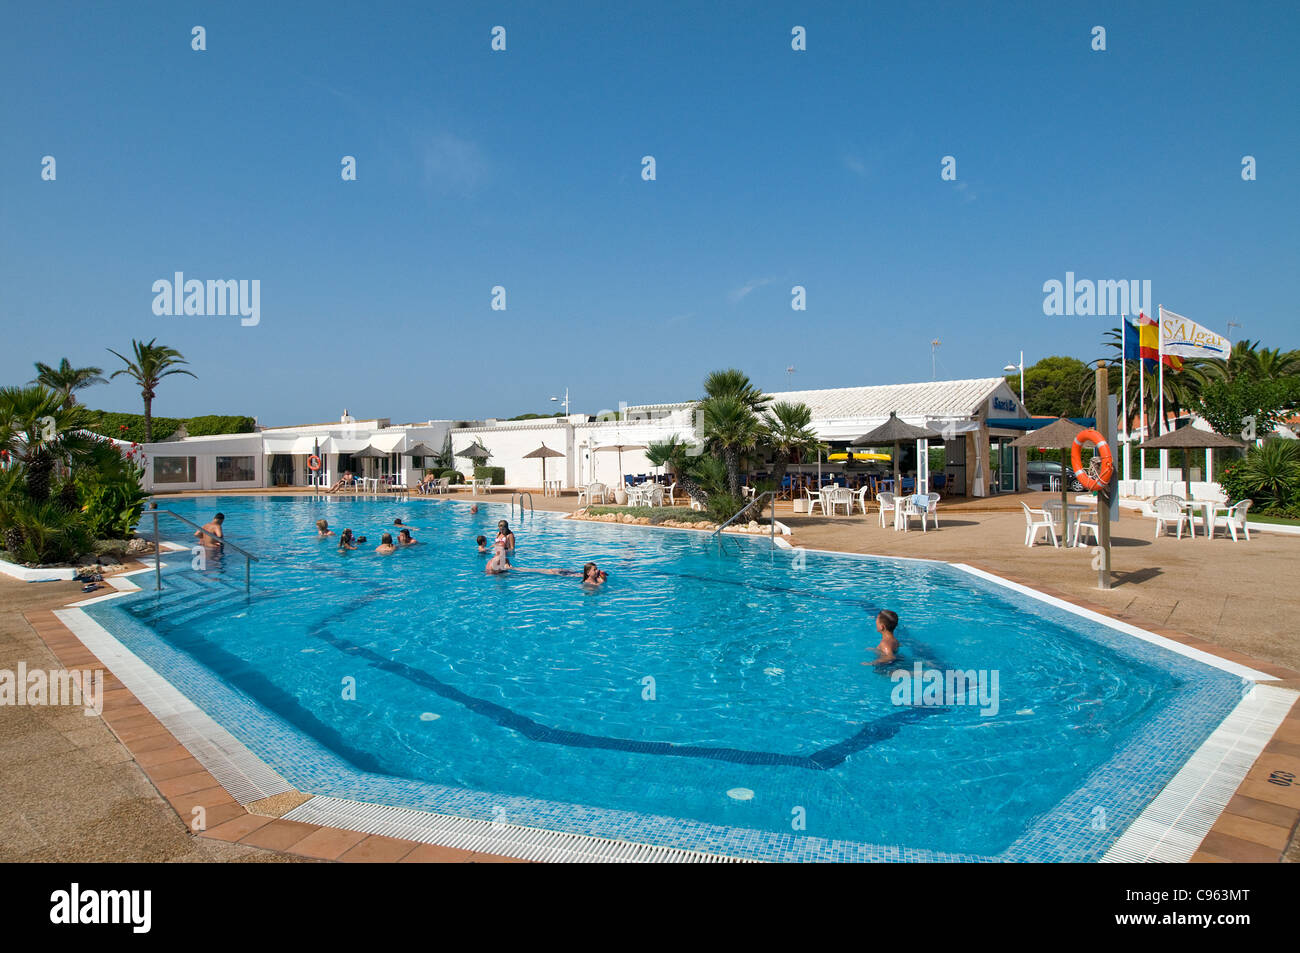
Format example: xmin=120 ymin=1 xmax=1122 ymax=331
xmin=2 ymin=1 xmax=1296 ymax=425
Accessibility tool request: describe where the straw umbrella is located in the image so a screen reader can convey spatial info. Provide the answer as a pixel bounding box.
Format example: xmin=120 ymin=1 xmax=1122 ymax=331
xmin=1011 ymin=417 xmax=1085 ymax=535
xmin=1140 ymin=427 xmax=1244 ymax=500
xmin=523 ymin=443 xmax=565 ymax=488
xmin=852 ymin=411 xmax=940 ymax=497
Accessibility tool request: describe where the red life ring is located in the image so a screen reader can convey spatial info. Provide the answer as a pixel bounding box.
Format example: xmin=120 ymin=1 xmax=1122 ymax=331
xmin=307 ymin=455 xmax=321 ymax=471
xmin=1070 ymin=429 xmax=1113 ymax=492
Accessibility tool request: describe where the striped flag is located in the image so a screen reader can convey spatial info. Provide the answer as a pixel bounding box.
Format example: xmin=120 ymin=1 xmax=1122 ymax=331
xmin=1127 ymin=312 xmax=1182 ymax=372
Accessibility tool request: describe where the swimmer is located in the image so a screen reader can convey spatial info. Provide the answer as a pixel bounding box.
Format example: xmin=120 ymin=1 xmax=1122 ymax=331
xmin=338 ymin=529 xmax=358 ymax=551
xmin=484 ymin=539 xmax=512 ymax=574
xmin=196 ymin=512 xmax=224 ymax=549
xmin=470 ymin=503 xmax=479 ymax=515
xmin=316 ymin=519 xmax=335 ymax=538
xmin=375 ymin=533 xmax=397 ymax=555
xmin=496 ymin=520 xmax=516 ymax=551
xmin=476 ymin=535 xmax=488 ymax=554
xmin=393 ymin=518 xmax=419 ymax=530
xmin=863 ymin=609 xmax=900 ymax=666
xmin=397 ymin=528 xmax=417 ymax=546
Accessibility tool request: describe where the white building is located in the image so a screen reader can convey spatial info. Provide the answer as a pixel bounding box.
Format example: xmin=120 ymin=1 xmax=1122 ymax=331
xmin=141 ymin=378 xmax=1036 ymax=497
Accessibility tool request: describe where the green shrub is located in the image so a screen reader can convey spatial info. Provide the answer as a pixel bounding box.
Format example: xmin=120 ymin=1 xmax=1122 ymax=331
xmin=438 ymin=469 xmax=464 ymax=485
xmin=0 ymin=499 xmax=94 ymax=565
xmin=76 ymin=465 xmax=147 ymax=539
xmin=587 ymin=505 xmax=713 ymax=525
xmin=705 ymin=491 xmax=747 ymax=525
xmin=184 ymin=415 xmax=257 ymax=436
xmin=1225 ymin=440 xmax=1300 ymax=515
xmin=473 ymin=466 xmax=505 ymax=485
xmin=82 ymin=410 xmax=254 ymax=443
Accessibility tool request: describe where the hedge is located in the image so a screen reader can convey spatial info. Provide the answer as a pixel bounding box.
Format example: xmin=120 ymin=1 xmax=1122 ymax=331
xmin=438 ymin=469 xmax=464 ymax=485
xmin=84 ymin=410 xmax=255 ymax=443
xmin=473 ymin=466 xmax=506 ymax=485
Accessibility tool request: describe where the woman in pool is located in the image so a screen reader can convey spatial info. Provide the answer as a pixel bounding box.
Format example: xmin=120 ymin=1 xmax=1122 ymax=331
xmin=492 ymin=558 xmax=608 ymax=583
xmin=316 ymin=519 xmax=335 ymax=537
xmin=338 ymin=529 xmax=358 ymax=551
xmin=496 ymin=520 xmax=516 ymax=552
xmin=375 ymin=533 xmax=397 ymax=555
xmin=397 ymin=528 xmax=417 ymax=546
xmin=484 ymin=540 xmax=512 ymax=574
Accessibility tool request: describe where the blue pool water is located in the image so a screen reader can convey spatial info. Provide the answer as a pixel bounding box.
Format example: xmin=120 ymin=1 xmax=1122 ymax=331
xmin=85 ymin=496 xmax=1246 ymax=861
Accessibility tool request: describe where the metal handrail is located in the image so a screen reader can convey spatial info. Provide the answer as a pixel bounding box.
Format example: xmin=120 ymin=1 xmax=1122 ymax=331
xmin=512 ymin=491 xmax=534 ymax=514
xmin=149 ymin=507 xmax=260 ymax=593
xmin=710 ymin=491 xmax=778 ymax=548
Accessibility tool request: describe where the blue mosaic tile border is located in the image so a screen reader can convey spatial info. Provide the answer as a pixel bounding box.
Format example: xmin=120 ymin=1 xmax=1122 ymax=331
xmin=81 ymin=501 xmax=1245 ymax=862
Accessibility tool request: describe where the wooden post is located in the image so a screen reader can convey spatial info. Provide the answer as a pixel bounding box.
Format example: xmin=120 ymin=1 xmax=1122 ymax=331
xmin=1096 ymin=363 xmax=1112 ymax=590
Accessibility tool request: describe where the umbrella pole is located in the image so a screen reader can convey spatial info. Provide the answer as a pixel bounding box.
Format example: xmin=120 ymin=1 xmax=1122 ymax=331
xmin=1060 ymin=447 xmax=1069 ymax=545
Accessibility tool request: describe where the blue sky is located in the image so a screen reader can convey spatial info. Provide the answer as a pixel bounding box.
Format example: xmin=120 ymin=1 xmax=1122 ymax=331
xmin=2 ymin=0 xmax=1296 ymax=425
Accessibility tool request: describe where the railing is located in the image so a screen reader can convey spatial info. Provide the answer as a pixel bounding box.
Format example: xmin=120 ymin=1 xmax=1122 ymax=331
xmin=710 ymin=491 xmax=778 ymax=551
xmin=148 ymin=507 xmax=260 ymax=593
xmin=511 ymin=491 xmax=534 ymax=515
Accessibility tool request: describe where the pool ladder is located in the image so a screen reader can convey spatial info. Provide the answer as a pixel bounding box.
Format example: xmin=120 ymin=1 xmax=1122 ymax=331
xmin=511 ymin=491 xmax=534 ymax=517
xmin=148 ymin=506 xmax=261 ymax=594
xmin=710 ymin=491 xmax=778 ymax=553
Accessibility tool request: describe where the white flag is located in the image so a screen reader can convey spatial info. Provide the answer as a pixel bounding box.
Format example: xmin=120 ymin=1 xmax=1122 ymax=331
xmin=1159 ymin=306 xmax=1231 ymax=361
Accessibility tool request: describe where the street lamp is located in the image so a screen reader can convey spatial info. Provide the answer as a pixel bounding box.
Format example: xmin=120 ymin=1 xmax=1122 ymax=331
xmin=549 ymin=388 xmax=570 ymax=416
xmin=931 ymin=339 xmax=941 ymax=380
xmin=1227 ymin=320 xmax=1241 ymax=340
xmin=1003 ymin=351 xmax=1024 ymax=408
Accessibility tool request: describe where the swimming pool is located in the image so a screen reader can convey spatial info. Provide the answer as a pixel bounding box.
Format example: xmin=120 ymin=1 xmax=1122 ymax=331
xmin=81 ymin=496 xmax=1251 ymax=861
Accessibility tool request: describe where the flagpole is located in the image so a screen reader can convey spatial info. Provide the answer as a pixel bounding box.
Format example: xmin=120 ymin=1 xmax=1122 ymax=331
xmin=1121 ymin=314 xmax=1130 ymax=482
xmin=1158 ymin=304 xmax=1169 ymax=484
xmin=1138 ymin=330 xmax=1146 ymax=481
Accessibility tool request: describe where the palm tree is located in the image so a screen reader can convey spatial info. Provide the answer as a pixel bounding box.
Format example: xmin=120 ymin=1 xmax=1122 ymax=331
xmin=1094 ymin=327 xmax=1210 ymax=435
xmin=762 ymin=400 xmax=824 ymax=496
xmin=701 ymin=394 xmax=763 ymax=496
xmin=0 ymin=386 xmax=100 ymax=502
xmin=646 ymin=434 xmax=709 ymax=504
xmin=702 ymin=368 xmax=770 ymax=414
xmin=30 ymin=358 xmax=107 ymax=408
xmin=107 ymin=339 xmax=196 ymax=442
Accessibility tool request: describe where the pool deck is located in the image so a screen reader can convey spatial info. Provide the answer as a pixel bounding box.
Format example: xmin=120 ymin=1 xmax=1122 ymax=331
xmin=2 ymin=487 xmax=1298 ymax=863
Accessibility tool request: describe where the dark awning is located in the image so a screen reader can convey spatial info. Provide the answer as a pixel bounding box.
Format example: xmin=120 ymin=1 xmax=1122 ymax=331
xmin=987 ymin=417 xmax=1095 ymax=431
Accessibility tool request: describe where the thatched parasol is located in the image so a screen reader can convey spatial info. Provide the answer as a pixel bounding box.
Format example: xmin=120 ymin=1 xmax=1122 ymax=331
xmin=522 ymin=443 xmax=566 ymax=486
xmin=1012 ymin=418 xmax=1085 ymax=532
xmin=851 ymin=411 xmax=940 ymax=498
xmin=1141 ymin=427 xmax=1244 ymax=499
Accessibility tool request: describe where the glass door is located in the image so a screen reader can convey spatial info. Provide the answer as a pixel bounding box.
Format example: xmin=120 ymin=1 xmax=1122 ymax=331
xmin=998 ymin=439 xmax=1017 ymax=493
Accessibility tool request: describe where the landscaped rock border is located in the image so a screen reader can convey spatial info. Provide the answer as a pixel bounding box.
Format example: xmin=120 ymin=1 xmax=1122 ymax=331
xmin=567 ymin=509 xmax=781 ymax=534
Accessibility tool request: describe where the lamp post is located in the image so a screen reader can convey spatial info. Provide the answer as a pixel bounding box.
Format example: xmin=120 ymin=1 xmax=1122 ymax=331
xmin=1003 ymin=351 xmax=1025 ymax=408
xmin=1227 ymin=320 xmax=1241 ymax=340
xmin=931 ymin=340 xmax=941 ymax=380
xmin=550 ymin=388 xmax=570 ymax=416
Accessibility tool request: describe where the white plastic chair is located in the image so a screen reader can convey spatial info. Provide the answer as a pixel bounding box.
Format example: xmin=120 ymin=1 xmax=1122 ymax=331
xmin=1152 ymin=494 xmax=1188 ymax=539
xmin=924 ymin=492 xmax=940 ymax=530
xmin=646 ymin=485 xmax=664 ymax=507
xmin=804 ymin=488 xmax=826 ymax=516
xmin=829 ymin=487 xmax=854 ymax=516
xmin=1022 ymin=502 xmax=1058 ymax=547
xmin=1211 ymin=500 xmax=1252 ymax=541
xmin=663 ymin=482 xmax=676 ymax=506
xmin=854 ymin=486 xmax=871 ymax=515
xmin=1072 ymin=512 xmax=1099 ymax=547
xmin=578 ymin=482 xmax=607 ymax=505
xmin=877 ymin=492 xmax=896 ymax=528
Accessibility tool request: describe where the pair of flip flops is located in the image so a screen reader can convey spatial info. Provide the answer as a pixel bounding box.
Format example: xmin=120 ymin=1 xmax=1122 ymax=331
xmin=81 ymin=582 xmax=101 ymax=593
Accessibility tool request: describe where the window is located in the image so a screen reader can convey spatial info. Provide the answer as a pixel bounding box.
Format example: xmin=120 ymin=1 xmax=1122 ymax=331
xmin=215 ymin=455 xmax=256 ymax=483
xmin=153 ymin=456 xmax=197 ymax=484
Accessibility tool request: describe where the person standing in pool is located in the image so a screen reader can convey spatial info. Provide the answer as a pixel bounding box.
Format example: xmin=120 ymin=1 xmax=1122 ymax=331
xmin=375 ymin=533 xmax=397 ymax=554
xmin=397 ymin=528 xmax=417 ymax=546
xmin=196 ymin=513 xmax=224 ymax=549
xmin=496 ymin=520 xmax=516 ymax=552
xmin=476 ymin=535 xmax=488 ymax=554
xmin=316 ymin=519 xmax=335 ymax=538
xmin=338 ymin=529 xmax=358 ymax=551
xmin=865 ymin=609 xmax=900 ymax=666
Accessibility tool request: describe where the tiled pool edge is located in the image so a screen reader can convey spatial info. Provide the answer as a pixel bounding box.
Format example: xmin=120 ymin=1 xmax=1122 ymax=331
xmin=29 ymin=543 xmax=1300 ymax=863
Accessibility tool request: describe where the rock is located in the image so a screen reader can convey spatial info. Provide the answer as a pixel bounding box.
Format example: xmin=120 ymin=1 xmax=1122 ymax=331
xmin=126 ymin=538 xmax=152 ymax=555
xmin=77 ymin=555 xmax=98 ymax=567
